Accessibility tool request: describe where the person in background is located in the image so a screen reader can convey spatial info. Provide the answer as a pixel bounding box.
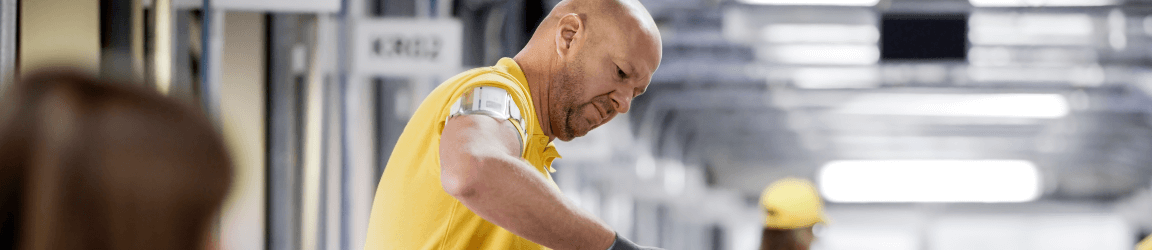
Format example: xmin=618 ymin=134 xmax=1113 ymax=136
xmin=758 ymin=177 xmax=827 ymax=250
xmin=0 ymin=71 xmax=233 ymax=250
xmin=362 ymin=0 xmax=662 ymax=249
xmin=1138 ymin=233 xmax=1151 ymax=250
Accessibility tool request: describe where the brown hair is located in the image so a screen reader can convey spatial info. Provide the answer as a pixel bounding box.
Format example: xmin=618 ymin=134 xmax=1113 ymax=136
xmin=0 ymin=71 xmax=232 ymax=250
xmin=759 ymin=228 xmax=805 ymax=250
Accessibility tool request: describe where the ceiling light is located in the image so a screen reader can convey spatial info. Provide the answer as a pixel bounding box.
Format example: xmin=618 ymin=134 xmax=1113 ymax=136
xmin=757 ymin=45 xmax=880 ymax=65
xmin=833 ymin=93 xmax=1069 ymax=118
xmin=967 ymin=66 xmax=1104 ymax=87
xmin=739 ymin=0 xmax=881 ymax=6
xmin=969 ymin=13 xmax=1094 ymax=46
xmin=968 ymin=47 xmax=1099 ymax=67
xmin=761 ymin=24 xmax=879 ymax=44
xmin=1108 ymin=9 xmax=1127 ymax=51
xmin=970 ymin=0 xmax=1117 ymax=7
xmin=819 ymin=160 xmax=1042 ymax=203
xmin=793 ymin=67 xmax=879 ymax=89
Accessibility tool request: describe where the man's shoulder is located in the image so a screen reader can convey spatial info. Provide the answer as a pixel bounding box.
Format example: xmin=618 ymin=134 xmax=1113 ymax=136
xmin=442 ymin=66 xmax=525 ymax=94
xmin=419 ymin=65 xmax=529 ymax=122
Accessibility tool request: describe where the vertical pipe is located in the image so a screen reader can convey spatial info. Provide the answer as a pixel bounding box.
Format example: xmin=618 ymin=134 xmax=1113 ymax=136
xmin=317 ymin=70 xmax=330 ymax=250
xmin=318 ymin=14 xmax=344 ymax=250
xmin=436 ymin=0 xmax=454 ymax=19
xmin=339 ymin=0 xmax=377 ymax=248
xmin=154 ymin=0 xmax=173 ymax=94
xmin=301 ymin=17 xmax=323 ymax=250
xmin=200 ymin=0 xmax=222 ymax=122
xmin=416 ymin=0 xmax=431 ymax=18
xmin=169 ymin=10 xmax=195 ymax=104
xmin=100 ymin=0 xmax=131 ymax=81
xmin=132 ymin=0 xmax=145 ymax=81
xmin=336 ymin=2 xmax=352 ymax=250
xmin=267 ymin=14 xmax=304 ymax=250
xmin=0 ymin=0 xmax=17 ymax=91
xmin=324 ymin=64 xmax=343 ymax=250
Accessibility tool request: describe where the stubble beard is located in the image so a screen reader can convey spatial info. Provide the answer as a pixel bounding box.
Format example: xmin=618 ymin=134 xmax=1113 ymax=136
xmin=550 ymin=64 xmax=584 ymax=142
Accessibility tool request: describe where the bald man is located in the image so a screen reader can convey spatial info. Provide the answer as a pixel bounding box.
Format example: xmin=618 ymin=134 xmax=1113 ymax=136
xmin=362 ymin=0 xmax=662 ymax=249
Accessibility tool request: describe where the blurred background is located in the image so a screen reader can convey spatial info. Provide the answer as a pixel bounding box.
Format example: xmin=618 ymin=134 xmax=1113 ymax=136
xmin=4 ymin=0 xmax=1152 ymax=249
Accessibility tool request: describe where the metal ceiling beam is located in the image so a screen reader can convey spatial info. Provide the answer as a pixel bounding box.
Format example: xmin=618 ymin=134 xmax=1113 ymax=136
xmin=632 ymin=89 xmax=772 ymax=143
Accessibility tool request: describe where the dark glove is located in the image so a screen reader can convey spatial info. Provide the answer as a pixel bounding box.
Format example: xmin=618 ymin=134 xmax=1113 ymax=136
xmin=607 ymin=232 xmax=664 ymax=250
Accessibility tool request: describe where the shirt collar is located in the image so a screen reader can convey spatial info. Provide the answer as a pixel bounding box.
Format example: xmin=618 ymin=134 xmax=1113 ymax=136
xmin=496 ymin=58 xmax=530 ymax=91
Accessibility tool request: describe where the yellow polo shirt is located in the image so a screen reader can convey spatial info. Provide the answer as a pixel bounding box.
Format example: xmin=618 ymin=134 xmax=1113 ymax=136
xmin=364 ymin=58 xmax=562 ymax=250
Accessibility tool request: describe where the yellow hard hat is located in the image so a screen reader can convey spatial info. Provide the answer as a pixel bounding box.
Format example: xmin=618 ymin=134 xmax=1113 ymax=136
xmin=759 ymin=177 xmax=827 ymax=230
xmin=1138 ymin=234 xmax=1152 ymax=250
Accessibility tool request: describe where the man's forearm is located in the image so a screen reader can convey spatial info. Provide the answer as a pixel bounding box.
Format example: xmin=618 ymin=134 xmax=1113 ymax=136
xmin=450 ymin=154 xmax=614 ymax=250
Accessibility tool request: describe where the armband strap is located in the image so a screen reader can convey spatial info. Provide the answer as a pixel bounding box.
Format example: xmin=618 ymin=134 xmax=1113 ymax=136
xmin=449 ymin=86 xmax=525 ymax=151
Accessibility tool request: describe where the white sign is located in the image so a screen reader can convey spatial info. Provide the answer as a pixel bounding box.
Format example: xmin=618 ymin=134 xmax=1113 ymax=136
xmin=174 ymin=0 xmax=341 ymax=13
xmin=353 ymin=18 xmax=463 ymax=76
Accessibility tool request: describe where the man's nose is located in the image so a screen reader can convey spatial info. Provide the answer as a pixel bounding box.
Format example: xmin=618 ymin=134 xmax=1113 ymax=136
xmin=610 ymin=90 xmax=632 ymax=114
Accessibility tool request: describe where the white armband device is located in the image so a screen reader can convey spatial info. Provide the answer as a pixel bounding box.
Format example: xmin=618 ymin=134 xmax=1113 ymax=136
xmin=448 ymin=86 xmax=525 ymax=151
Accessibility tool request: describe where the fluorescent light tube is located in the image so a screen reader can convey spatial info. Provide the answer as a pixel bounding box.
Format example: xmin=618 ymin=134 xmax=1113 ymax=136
xmin=761 ymin=24 xmax=879 ymax=44
xmin=969 ymin=13 xmax=1094 ymax=46
xmin=740 ymin=0 xmax=881 ymax=6
xmin=818 ymin=160 xmax=1042 ymax=203
xmin=972 ymin=0 xmax=1115 ymax=6
xmin=970 ymin=0 xmax=1117 ymax=7
xmin=833 ymin=93 xmax=1069 ymax=118
xmin=793 ymin=67 xmax=879 ymax=89
xmin=758 ymin=45 xmax=880 ymax=65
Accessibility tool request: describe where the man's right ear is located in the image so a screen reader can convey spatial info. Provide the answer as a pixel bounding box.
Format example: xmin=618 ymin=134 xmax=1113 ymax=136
xmin=554 ymin=13 xmax=584 ymax=60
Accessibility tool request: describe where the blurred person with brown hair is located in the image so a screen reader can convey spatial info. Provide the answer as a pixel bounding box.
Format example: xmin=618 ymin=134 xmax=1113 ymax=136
xmin=758 ymin=177 xmax=827 ymax=250
xmin=0 ymin=70 xmax=233 ymax=250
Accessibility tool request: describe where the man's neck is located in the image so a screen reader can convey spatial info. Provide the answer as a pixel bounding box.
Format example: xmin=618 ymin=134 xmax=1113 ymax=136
xmin=512 ymin=54 xmax=557 ymax=142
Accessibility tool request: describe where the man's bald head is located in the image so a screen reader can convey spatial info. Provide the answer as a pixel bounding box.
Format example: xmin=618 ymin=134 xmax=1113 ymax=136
xmin=515 ymin=0 xmax=662 ymax=141
xmin=531 ymin=0 xmax=662 ymax=61
xmin=544 ymin=0 xmax=659 ymax=35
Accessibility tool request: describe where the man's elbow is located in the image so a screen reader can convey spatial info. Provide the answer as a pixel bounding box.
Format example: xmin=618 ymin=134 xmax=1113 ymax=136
xmin=442 ymin=173 xmax=478 ymax=199
xmin=441 ymin=154 xmax=490 ymax=199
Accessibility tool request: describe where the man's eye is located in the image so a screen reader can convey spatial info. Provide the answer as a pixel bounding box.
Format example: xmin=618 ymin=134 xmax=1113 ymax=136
xmin=617 ymin=67 xmax=627 ymax=79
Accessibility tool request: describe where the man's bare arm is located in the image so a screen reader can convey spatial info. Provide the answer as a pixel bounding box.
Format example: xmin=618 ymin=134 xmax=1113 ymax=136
xmin=439 ymin=115 xmax=615 ymax=250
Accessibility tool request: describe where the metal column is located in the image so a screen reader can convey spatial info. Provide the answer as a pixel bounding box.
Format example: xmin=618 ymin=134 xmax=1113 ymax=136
xmin=267 ymin=14 xmax=310 ymax=250
xmin=0 ymin=0 xmax=16 ymax=92
xmin=200 ymin=0 xmax=222 ymax=122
